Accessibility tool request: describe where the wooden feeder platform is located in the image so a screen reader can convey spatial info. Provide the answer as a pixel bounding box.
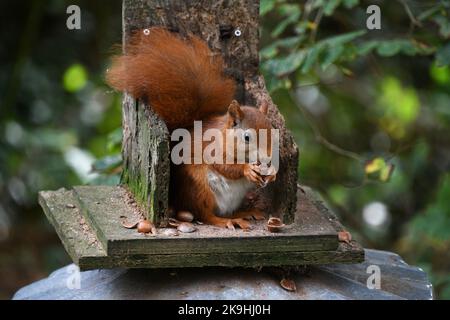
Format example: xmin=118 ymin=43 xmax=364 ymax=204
xmin=38 ymin=0 xmax=364 ymax=271
xmin=39 ymin=185 xmax=363 ymax=271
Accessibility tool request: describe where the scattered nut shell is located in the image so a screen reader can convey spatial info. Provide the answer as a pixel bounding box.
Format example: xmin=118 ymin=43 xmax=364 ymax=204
xmin=137 ymin=220 xmax=156 ymax=234
xmin=280 ymin=278 xmax=297 ymax=292
xmin=177 ymin=222 xmax=197 ymax=233
xmin=120 ymin=217 xmax=139 ymax=229
xmin=338 ymin=231 xmax=352 ymax=244
xmin=267 ymin=217 xmax=285 ymax=233
xmin=162 ymin=228 xmax=179 ymax=237
xmin=168 ymin=218 xmax=181 ymax=228
xmin=176 ymin=211 xmax=194 ymax=223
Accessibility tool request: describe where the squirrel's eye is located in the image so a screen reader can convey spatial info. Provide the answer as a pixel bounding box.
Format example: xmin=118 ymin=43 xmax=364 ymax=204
xmin=243 ymin=131 xmax=251 ymax=143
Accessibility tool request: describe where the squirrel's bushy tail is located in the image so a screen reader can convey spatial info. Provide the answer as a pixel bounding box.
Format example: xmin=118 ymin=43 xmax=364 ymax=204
xmin=106 ymin=28 xmax=236 ymax=130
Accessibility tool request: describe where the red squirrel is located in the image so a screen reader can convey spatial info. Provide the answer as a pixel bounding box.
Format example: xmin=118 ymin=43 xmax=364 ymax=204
xmin=107 ymin=27 xmax=277 ymax=230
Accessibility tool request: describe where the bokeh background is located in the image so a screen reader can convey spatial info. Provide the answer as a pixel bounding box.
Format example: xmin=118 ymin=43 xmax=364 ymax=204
xmin=0 ymin=0 xmax=449 ymax=299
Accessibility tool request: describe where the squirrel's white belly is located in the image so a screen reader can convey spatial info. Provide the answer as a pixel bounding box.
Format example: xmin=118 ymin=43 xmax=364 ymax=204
xmin=207 ymin=170 xmax=254 ymax=217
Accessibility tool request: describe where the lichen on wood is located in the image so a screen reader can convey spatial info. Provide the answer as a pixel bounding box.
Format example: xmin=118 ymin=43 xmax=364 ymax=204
xmin=121 ymin=95 xmax=170 ymax=224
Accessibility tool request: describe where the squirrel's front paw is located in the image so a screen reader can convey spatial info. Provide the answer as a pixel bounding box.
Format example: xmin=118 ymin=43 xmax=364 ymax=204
xmin=244 ymin=163 xmax=265 ymax=187
xmin=263 ymin=171 xmax=277 ymax=186
xmin=260 ymin=164 xmax=277 ymax=187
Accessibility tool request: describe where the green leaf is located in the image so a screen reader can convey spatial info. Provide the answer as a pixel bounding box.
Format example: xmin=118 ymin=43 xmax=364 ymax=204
xmin=412 ymin=40 xmax=436 ymax=55
xmin=342 ymin=0 xmax=359 ymax=9
xmin=263 ymin=50 xmax=306 ymax=76
xmin=260 ymin=45 xmax=279 ymax=60
xmin=365 ymin=157 xmax=394 ymax=182
xmin=433 ymin=15 xmax=450 ymax=38
xmin=373 ymin=40 xmax=434 ymax=57
xmin=294 ymin=21 xmax=310 ymax=35
xmin=430 ymin=62 xmax=450 ymax=85
xmin=357 ymin=39 xmax=435 ymax=57
xmin=381 ymin=77 xmax=420 ymax=124
xmin=273 ymin=36 xmax=304 ymax=49
xmin=277 ymin=3 xmax=300 ymax=15
xmin=301 ymin=45 xmax=323 ymax=73
xmin=323 ymin=0 xmax=341 ymax=16
xmin=436 ymin=43 xmax=450 ymax=66
xmin=376 ymin=41 xmax=404 ymax=56
xmin=365 ymin=157 xmax=385 ymax=174
xmin=320 ymin=45 xmax=345 ymax=70
xmin=410 ymin=174 xmax=450 ymax=241
xmin=328 ymin=185 xmax=349 ymax=206
xmin=271 ymin=5 xmax=301 ymax=37
xmin=417 ymin=5 xmax=442 ymax=21
xmin=28 ymin=129 xmax=78 ymax=151
xmin=321 ymin=30 xmax=366 ymax=47
xmin=260 ymin=0 xmax=276 ymax=16
xmin=63 ymin=64 xmax=88 ymax=92
xmin=293 ymin=30 xmax=367 ymax=72
xmin=376 ymin=77 xmax=420 ymax=138
xmin=356 ymin=40 xmax=379 ymax=56
xmin=92 ymin=154 xmax=122 ymax=173
xmin=260 ymin=36 xmax=304 ymax=61
xmin=264 ymin=75 xmax=292 ymax=93
xmin=107 ymin=128 xmax=123 ymax=152
xmin=89 ymin=174 xmax=121 ymax=186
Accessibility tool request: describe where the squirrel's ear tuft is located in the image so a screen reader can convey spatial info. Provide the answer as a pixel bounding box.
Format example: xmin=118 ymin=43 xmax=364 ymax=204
xmin=259 ymin=101 xmax=269 ymax=115
xmin=227 ymin=100 xmax=244 ymax=126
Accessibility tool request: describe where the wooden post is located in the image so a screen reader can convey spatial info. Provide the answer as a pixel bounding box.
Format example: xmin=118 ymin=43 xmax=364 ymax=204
xmin=122 ymin=0 xmax=299 ymax=225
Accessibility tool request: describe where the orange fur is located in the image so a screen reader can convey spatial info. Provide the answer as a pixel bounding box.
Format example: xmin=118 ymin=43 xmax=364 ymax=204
xmin=106 ymin=27 xmax=236 ymax=130
xmin=107 ymin=28 xmax=275 ymax=229
xmin=170 ymin=106 xmax=274 ymax=229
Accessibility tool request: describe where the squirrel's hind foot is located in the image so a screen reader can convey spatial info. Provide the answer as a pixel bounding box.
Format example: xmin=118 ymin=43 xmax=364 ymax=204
xmin=202 ymin=216 xmax=251 ymax=230
xmin=232 ymin=209 xmax=266 ymax=221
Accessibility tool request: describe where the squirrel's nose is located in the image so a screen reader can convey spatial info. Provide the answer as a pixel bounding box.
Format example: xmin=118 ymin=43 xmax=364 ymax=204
xmin=259 ymin=156 xmax=272 ymax=167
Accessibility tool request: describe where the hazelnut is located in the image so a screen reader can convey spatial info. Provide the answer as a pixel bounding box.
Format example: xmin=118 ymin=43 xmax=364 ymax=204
xmin=176 ymin=211 xmax=194 ymax=223
xmin=137 ymin=220 xmax=155 ymax=234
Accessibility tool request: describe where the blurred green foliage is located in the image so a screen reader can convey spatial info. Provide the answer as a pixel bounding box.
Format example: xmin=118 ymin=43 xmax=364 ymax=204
xmin=260 ymin=0 xmax=450 ymax=299
xmin=0 ymin=0 xmax=123 ymax=298
xmin=63 ymin=64 xmax=88 ymax=93
xmin=0 ymin=0 xmax=449 ymax=299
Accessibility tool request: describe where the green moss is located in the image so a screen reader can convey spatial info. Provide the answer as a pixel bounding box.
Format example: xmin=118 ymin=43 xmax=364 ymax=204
xmin=121 ymin=167 xmax=157 ymax=223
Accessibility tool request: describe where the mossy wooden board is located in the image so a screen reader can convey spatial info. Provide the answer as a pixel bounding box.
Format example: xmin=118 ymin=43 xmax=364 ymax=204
xmin=38 ymin=189 xmax=109 ymax=268
xmin=38 ymin=185 xmax=364 ymax=270
xmin=72 ymin=185 xmax=338 ymax=256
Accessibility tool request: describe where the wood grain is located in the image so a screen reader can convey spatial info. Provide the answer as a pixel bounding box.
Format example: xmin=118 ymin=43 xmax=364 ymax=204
xmin=38 ymin=185 xmax=364 ymax=270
